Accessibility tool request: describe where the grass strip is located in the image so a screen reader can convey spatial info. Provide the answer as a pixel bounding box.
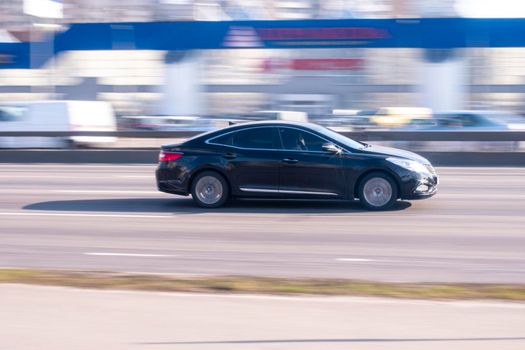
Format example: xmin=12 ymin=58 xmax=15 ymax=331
xmin=1 ymin=268 xmax=524 ymax=300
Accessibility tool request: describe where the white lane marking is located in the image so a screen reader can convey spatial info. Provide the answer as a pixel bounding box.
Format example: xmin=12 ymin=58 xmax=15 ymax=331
xmin=115 ymin=175 xmax=152 ymax=179
xmin=336 ymin=257 xmax=525 ymax=266
xmin=0 ymin=212 xmax=171 ymax=219
xmin=0 ymin=189 xmax=159 ymax=195
xmin=336 ymin=258 xmax=376 ymax=262
xmin=0 ymin=175 xmax=151 ymax=179
xmin=53 ymin=190 xmax=158 ymax=194
xmin=84 ymin=252 xmax=175 ymax=258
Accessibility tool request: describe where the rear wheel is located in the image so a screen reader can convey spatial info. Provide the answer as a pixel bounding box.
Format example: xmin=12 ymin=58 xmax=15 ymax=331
xmin=191 ymin=171 xmax=229 ymax=208
xmin=358 ymin=172 xmax=398 ymax=210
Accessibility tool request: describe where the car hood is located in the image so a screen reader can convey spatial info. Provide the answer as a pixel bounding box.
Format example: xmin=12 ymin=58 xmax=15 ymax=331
xmin=360 ymin=144 xmax=430 ymax=164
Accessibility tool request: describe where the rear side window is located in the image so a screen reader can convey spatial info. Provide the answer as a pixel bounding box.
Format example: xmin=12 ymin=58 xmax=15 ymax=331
xmin=210 ymin=133 xmax=234 ymax=146
xmin=233 ymin=127 xmax=281 ymax=149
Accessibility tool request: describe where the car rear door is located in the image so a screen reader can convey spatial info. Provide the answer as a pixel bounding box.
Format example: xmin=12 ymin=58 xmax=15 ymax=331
xmin=209 ymin=126 xmax=282 ymax=196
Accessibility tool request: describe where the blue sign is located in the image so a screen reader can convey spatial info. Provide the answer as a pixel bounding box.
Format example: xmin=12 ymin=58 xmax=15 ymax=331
xmin=1 ymin=18 xmax=525 ymax=69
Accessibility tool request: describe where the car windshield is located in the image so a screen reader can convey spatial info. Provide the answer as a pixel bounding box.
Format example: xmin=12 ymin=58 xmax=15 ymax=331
xmin=0 ymin=105 xmax=27 ymax=122
xmin=309 ymin=124 xmax=365 ymax=150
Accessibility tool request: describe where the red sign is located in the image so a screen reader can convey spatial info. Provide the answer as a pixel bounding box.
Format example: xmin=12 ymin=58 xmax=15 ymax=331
xmin=0 ymin=53 xmax=14 ymax=65
xmin=291 ymin=58 xmax=364 ymax=70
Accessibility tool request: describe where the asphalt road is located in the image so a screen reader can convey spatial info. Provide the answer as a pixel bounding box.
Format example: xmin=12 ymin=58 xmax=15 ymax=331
xmin=0 ymin=164 xmax=524 ymax=283
xmin=2 ymin=284 xmax=525 ymax=350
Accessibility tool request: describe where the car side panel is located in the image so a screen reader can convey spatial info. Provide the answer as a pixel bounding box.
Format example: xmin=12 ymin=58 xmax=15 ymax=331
xmin=223 ymin=148 xmax=282 ymax=197
xmin=278 ymin=151 xmax=347 ymax=197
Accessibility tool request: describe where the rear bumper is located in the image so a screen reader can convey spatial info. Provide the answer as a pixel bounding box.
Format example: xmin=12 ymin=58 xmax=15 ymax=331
xmin=157 ymin=181 xmax=189 ymax=196
xmin=156 ymin=167 xmax=190 ymax=196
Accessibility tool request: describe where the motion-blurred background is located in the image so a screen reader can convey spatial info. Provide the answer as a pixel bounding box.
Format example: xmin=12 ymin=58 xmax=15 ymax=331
xmin=1 ymin=0 xmax=525 ymax=150
xmin=2 ymin=5 xmax=525 ymax=349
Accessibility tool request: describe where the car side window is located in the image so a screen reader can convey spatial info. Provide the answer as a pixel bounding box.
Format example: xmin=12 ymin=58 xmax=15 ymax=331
xmin=209 ymin=127 xmax=282 ymax=149
xmin=458 ymin=114 xmax=478 ymax=127
xmin=231 ymin=127 xmax=281 ymax=149
xmin=279 ymin=128 xmax=326 ymax=152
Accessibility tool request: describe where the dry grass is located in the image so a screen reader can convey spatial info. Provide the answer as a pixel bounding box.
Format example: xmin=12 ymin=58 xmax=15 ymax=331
xmin=1 ymin=268 xmax=524 ymax=300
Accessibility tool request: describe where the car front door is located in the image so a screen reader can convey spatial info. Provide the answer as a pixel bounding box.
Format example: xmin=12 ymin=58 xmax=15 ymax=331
xmin=210 ymin=126 xmax=282 ymax=196
xmin=278 ymin=127 xmax=346 ymax=197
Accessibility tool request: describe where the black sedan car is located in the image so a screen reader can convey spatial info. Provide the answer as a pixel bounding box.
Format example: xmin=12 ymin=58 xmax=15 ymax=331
xmin=156 ymin=121 xmax=438 ymax=210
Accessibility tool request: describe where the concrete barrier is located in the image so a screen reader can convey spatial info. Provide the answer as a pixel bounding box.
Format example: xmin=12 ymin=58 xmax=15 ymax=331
xmin=1 ymin=149 xmax=524 ymax=166
xmin=0 ymin=150 xmax=157 ymax=164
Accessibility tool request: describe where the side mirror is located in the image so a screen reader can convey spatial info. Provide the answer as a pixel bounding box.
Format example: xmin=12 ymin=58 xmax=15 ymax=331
xmin=322 ymin=142 xmax=342 ymax=154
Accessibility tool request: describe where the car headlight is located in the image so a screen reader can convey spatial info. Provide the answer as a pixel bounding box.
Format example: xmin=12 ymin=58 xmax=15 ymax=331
xmin=387 ymin=157 xmax=429 ymax=173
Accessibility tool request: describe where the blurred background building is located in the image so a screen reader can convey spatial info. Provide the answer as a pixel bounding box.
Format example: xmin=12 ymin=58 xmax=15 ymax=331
xmin=1 ymin=0 xmax=525 ymax=117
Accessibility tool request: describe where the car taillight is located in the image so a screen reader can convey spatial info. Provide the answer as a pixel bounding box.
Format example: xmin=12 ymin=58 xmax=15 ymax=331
xmin=159 ymin=151 xmax=183 ymax=162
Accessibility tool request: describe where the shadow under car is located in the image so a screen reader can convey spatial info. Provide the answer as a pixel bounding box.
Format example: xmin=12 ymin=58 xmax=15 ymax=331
xmin=23 ymin=197 xmax=411 ymax=214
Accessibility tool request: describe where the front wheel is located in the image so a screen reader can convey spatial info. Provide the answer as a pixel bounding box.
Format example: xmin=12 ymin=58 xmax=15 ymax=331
xmin=191 ymin=171 xmax=229 ymax=208
xmin=358 ymin=172 xmax=398 ymax=211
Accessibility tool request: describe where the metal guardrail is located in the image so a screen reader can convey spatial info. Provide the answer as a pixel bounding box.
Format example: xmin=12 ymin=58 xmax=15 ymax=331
xmin=340 ymin=131 xmax=525 ymax=142
xmin=0 ymin=131 xmax=201 ymax=138
xmin=1 ymin=131 xmax=525 ymax=141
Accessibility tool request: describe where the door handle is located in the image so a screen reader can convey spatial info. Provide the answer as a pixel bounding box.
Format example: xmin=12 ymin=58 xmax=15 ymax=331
xmin=282 ymin=158 xmax=299 ymax=164
xmin=222 ymin=152 xmax=238 ymax=159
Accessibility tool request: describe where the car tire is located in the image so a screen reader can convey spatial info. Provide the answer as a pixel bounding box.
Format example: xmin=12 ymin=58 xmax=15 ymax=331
xmin=191 ymin=171 xmax=229 ymax=208
xmin=358 ymin=172 xmax=398 ymax=211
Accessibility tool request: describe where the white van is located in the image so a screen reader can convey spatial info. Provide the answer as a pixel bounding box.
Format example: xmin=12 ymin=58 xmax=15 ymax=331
xmin=0 ymin=100 xmax=117 ymax=148
xmin=272 ymin=94 xmax=334 ymax=115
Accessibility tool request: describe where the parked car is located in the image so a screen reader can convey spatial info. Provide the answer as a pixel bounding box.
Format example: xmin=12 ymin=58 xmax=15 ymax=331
xmin=338 ymin=109 xmax=380 ymax=130
xmin=0 ymin=100 xmax=116 ymax=148
xmin=396 ymin=110 xmax=525 ymax=151
xmin=311 ymin=116 xmax=354 ymax=132
xmin=434 ymin=111 xmax=525 ymax=130
xmin=311 ymin=109 xmax=381 ymax=132
xmin=121 ymin=115 xmax=218 ymax=132
xmin=156 ymin=121 xmax=438 ymax=210
xmin=370 ymin=107 xmax=432 ymax=128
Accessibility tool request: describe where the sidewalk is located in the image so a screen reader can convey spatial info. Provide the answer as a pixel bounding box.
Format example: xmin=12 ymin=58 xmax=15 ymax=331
xmin=1 ymin=284 xmax=524 ymax=350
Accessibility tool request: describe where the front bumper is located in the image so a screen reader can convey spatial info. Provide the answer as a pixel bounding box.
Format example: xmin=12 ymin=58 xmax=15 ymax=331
xmin=398 ymin=169 xmax=438 ymax=200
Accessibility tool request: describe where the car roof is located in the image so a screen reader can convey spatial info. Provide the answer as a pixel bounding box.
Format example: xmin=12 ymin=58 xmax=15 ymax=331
xmin=125 ymin=115 xmax=199 ymax=120
xmin=252 ymin=110 xmax=304 ymax=114
xmin=377 ymin=107 xmax=432 ymax=115
xmin=436 ymin=110 xmax=508 ymax=115
xmin=183 ymin=120 xmax=321 ymax=145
